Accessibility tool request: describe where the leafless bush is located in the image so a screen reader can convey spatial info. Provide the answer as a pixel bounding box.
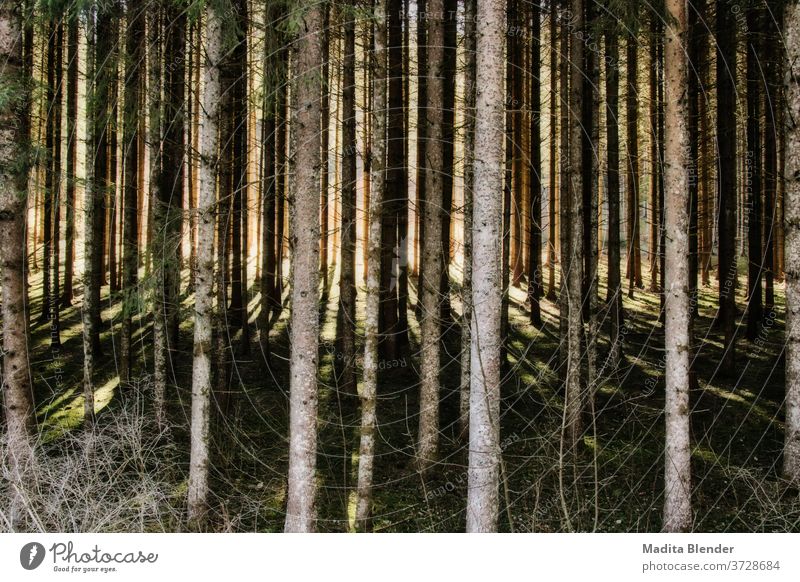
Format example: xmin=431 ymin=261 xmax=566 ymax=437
xmin=0 ymin=382 xmax=186 ymax=533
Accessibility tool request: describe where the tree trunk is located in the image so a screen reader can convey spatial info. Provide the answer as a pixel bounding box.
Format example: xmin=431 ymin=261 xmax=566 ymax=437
xmin=417 ymin=0 xmax=445 ymax=472
xmin=527 ymin=1 xmax=542 ymax=327
xmin=783 ymin=0 xmax=800 ymax=486
xmin=745 ymin=6 xmax=763 ymax=341
xmin=466 ymin=0 xmax=504 ymax=533
xmin=564 ymin=0 xmax=585 ymax=456
xmin=716 ymin=0 xmax=737 ymax=369
xmin=626 ymin=35 xmax=642 ymax=296
xmin=0 ymin=1 xmax=35 ymax=529
xmin=460 ymin=0 xmax=476 ymax=437
xmin=83 ymin=5 xmax=112 ymax=427
xmin=663 ymin=0 xmax=693 ymax=532
xmin=61 ymin=13 xmax=78 ymax=307
xmin=120 ymin=2 xmax=144 ymax=385
xmin=188 ymin=0 xmax=223 ymax=526
xmin=356 ymin=0 xmax=387 ymax=531
xmin=153 ymin=0 xmax=186 ymax=426
xmin=606 ymin=30 xmax=623 ymax=370
xmin=337 ymin=4 xmax=358 ymax=397
xmin=547 ymin=4 xmax=557 ymax=301
xmin=415 ymin=0 xmax=427 ymax=298
xmin=284 ymin=0 xmax=323 ymax=533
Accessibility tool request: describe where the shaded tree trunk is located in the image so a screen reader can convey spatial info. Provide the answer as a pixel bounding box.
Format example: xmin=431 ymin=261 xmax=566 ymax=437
xmin=605 ymin=30 xmax=623 ymax=370
xmin=61 ymin=12 xmax=78 ymax=307
xmin=356 ymin=0 xmax=387 ymax=530
xmin=783 ymin=0 xmax=800 ymax=486
xmin=337 ymin=4 xmax=358 ymax=397
xmin=716 ymin=0 xmax=738 ymax=369
xmin=120 ymin=1 xmax=144 ymax=384
xmin=0 ymin=1 xmax=35 ymax=529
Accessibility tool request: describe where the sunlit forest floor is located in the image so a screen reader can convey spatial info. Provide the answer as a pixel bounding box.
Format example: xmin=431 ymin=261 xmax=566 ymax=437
xmin=17 ymin=253 xmax=800 ymax=532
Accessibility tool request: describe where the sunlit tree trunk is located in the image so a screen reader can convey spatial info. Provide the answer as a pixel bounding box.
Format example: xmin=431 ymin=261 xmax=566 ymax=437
xmin=187 ymin=0 xmax=223 ymax=526
xmin=466 ymin=0 xmax=504 ymax=533
xmin=663 ymin=0 xmax=693 ymax=531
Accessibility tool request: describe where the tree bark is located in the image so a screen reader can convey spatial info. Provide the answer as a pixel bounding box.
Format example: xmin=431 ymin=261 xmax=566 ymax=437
xmin=121 ymin=1 xmax=144 ymax=385
xmin=606 ymin=30 xmax=623 ymax=370
xmin=466 ymin=0 xmax=504 ymax=533
xmin=188 ymin=0 xmax=223 ymax=526
xmin=356 ymin=0 xmax=387 ymax=531
xmin=783 ymin=0 xmax=800 ymax=486
xmin=337 ymin=4 xmax=358 ymax=397
xmin=0 ymin=1 xmax=35 ymax=529
xmin=460 ymin=0 xmax=476 ymax=437
xmin=716 ymin=0 xmax=738 ymax=369
xmin=417 ymin=0 xmax=445 ymax=472
xmin=61 ymin=12 xmax=78 ymax=308
xmin=284 ymin=0 xmax=323 ymax=533
xmin=663 ymin=0 xmax=693 ymax=531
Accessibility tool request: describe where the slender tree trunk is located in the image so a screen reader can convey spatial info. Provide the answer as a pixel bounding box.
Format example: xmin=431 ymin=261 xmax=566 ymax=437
xmin=527 ymin=1 xmax=542 ymax=327
xmin=783 ymin=0 xmax=800 ymax=486
xmin=466 ymin=0 xmax=504 ymax=532
xmin=0 ymin=1 xmax=35 ymax=529
xmin=380 ymin=0 xmax=404 ymax=360
xmin=120 ymin=2 xmax=144 ymax=385
xmin=284 ymin=0 xmax=323 ymax=533
xmin=40 ymin=21 xmax=55 ymax=325
xmin=187 ymin=0 xmax=223 ymax=526
xmin=320 ymin=6 xmax=330 ymax=296
xmin=649 ymin=26 xmax=660 ymax=293
xmin=259 ymin=6 xmax=282 ymax=363
xmin=415 ymin=0 xmax=428 ymax=297
xmin=606 ymin=31 xmax=623 ymax=370
xmin=716 ymin=0 xmax=737 ymax=369
xmin=663 ymin=0 xmax=693 ymax=532
xmin=83 ymin=5 xmax=112 ymax=427
xmin=62 ymin=14 xmax=78 ymax=307
xmin=153 ymin=0 xmax=186 ymax=426
xmin=417 ymin=0 xmax=445 ymax=472
xmin=337 ymin=4 xmax=358 ymax=397
xmin=547 ymin=4 xmax=557 ymax=301
xmin=439 ymin=0 xmax=456 ymax=320
xmin=563 ymin=0 xmax=585 ymax=456
xmin=745 ymin=6 xmax=763 ymax=341
xmin=274 ymin=69 xmax=287 ymax=305
xmin=49 ymin=22 xmax=64 ymax=348
xmin=356 ymin=0 xmax=387 ymax=531
xmin=460 ymin=0 xmax=477 ymax=437
xmin=626 ymin=35 xmax=642 ymax=296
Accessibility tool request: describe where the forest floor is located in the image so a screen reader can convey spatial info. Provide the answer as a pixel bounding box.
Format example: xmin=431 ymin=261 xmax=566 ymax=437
xmin=17 ymin=255 xmax=800 ymax=532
